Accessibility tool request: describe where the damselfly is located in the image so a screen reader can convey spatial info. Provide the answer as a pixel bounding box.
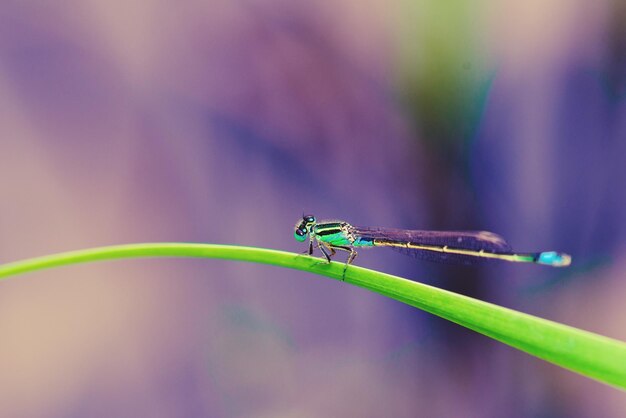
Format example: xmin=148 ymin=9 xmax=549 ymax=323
xmin=294 ymin=215 xmax=571 ymax=267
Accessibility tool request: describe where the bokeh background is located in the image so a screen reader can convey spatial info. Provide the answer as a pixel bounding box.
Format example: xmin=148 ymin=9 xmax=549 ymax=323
xmin=1 ymin=0 xmax=625 ymax=417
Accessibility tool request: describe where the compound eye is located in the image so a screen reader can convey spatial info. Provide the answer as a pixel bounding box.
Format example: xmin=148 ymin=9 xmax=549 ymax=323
xmin=305 ymin=215 xmax=315 ymax=223
xmin=294 ymin=227 xmax=307 ymax=242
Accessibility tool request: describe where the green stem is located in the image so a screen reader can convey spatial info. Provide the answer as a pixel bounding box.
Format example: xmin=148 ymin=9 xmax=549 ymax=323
xmin=0 ymin=243 xmax=624 ymax=389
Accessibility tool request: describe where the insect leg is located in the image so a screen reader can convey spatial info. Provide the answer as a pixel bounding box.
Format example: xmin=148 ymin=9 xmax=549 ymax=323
xmin=318 ymin=241 xmax=333 ymax=263
xmin=329 ymin=245 xmax=357 ymax=264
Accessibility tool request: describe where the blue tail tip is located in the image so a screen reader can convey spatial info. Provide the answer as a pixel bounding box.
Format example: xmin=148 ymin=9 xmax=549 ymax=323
xmin=537 ymin=251 xmax=572 ymax=267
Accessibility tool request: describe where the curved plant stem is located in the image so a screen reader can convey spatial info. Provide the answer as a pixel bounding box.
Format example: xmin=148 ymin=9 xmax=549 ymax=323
xmin=0 ymin=243 xmax=625 ymax=389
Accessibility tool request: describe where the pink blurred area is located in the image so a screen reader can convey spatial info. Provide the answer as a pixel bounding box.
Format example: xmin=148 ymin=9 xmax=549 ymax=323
xmin=0 ymin=0 xmax=625 ymax=417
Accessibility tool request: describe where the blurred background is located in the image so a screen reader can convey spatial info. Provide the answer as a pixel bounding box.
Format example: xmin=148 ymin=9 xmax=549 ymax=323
xmin=0 ymin=0 xmax=625 ymax=416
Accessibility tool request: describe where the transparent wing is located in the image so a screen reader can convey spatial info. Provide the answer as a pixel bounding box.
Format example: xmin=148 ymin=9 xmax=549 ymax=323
xmin=350 ymin=225 xmax=514 ymax=265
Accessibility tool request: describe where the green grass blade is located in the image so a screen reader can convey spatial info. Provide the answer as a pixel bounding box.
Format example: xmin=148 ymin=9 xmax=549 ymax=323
xmin=0 ymin=243 xmax=624 ymax=388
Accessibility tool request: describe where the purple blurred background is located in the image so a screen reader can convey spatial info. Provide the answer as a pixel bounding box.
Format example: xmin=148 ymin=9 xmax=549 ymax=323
xmin=0 ymin=1 xmax=625 ymax=416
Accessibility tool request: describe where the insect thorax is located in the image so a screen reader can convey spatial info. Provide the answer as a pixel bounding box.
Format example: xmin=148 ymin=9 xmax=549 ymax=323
xmin=313 ymin=222 xmax=354 ymax=246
